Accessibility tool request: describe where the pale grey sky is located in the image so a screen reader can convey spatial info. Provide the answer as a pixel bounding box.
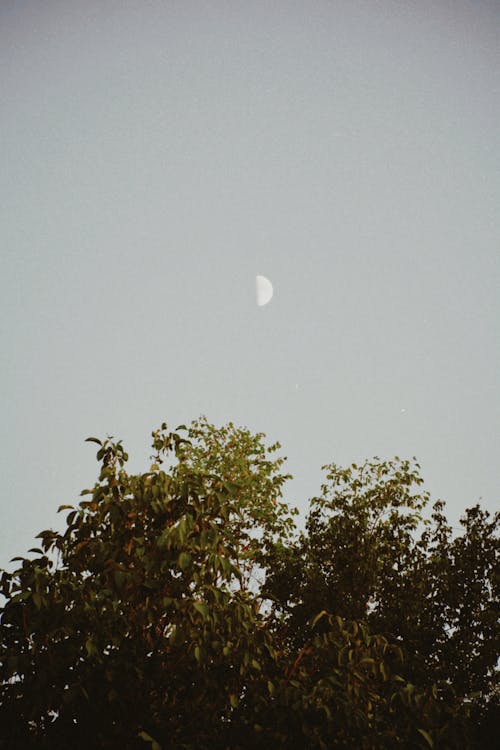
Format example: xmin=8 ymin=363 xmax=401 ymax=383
xmin=1 ymin=0 xmax=499 ymax=568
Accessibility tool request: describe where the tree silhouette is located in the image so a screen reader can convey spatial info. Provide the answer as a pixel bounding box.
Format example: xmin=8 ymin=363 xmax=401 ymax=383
xmin=1 ymin=418 xmax=497 ymax=748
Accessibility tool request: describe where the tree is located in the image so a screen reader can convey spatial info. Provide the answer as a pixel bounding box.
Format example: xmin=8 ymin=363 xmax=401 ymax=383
xmin=264 ymin=457 xmax=499 ymax=748
xmin=1 ymin=420 xmax=497 ymax=748
xmin=0 ymin=421 xmax=289 ymax=749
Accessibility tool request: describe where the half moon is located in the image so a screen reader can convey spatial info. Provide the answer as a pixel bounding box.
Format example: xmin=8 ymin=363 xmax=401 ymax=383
xmin=256 ymin=275 xmax=273 ymax=306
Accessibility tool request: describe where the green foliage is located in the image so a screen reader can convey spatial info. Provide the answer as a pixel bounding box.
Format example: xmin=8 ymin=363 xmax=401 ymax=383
xmin=0 ymin=422 xmax=497 ymax=749
xmin=264 ymin=457 xmax=499 ymax=748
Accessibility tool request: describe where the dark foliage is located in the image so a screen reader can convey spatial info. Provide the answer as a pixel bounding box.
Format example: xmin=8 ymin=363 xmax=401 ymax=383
xmin=1 ymin=419 xmax=498 ymax=748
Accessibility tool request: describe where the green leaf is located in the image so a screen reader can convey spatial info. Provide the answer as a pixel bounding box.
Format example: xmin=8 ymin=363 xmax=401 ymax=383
xmin=57 ymin=504 xmax=74 ymax=512
xmin=358 ymin=657 xmax=375 ymax=667
xmin=220 ymin=556 xmax=232 ymax=576
xmin=193 ymin=601 xmax=209 ymax=619
xmin=85 ymin=437 xmax=103 ymax=445
xmin=417 ymin=729 xmax=433 ymax=747
xmin=229 ymin=693 xmax=239 ymax=708
xmin=138 ymin=730 xmax=161 ymax=750
xmin=312 ymin=610 xmax=328 ymax=628
xmin=11 ymin=591 xmax=31 ymax=602
xmin=177 ymin=517 xmax=187 ymax=542
xmin=178 ymin=552 xmax=191 ymax=571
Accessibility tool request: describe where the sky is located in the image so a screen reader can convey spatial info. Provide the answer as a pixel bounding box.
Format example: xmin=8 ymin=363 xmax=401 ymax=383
xmin=1 ymin=0 xmax=499 ymax=569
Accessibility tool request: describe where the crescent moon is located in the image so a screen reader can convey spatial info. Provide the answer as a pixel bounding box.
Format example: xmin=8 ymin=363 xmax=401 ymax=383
xmin=256 ymin=275 xmax=273 ymax=306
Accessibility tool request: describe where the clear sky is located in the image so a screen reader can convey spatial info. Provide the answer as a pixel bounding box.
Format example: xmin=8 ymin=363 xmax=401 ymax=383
xmin=1 ymin=0 xmax=499 ymax=568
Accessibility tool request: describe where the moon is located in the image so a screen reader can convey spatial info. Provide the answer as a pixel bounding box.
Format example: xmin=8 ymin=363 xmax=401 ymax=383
xmin=256 ymin=275 xmax=273 ymax=306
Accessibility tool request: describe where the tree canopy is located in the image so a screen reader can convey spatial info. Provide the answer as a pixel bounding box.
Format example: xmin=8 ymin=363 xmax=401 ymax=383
xmin=1 ymin=417 xmax=498 ymax=749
